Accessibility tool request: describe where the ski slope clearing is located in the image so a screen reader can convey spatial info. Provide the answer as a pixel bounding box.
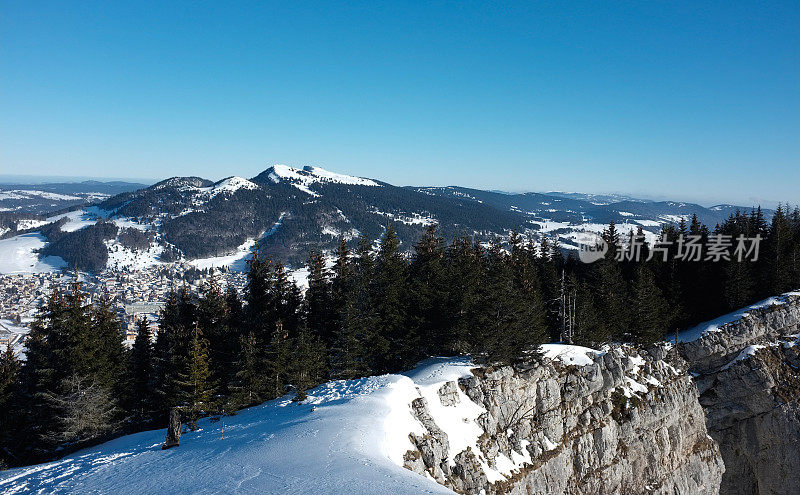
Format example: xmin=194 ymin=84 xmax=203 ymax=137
xmin=0 ymin=360 xmax=469 ymax=495
xmin=46 ymin=210 xmax=99 ymax=232
xmin=0 ymin=233 xmax=66 ymax=274
xmin=677 ymin=290 xmax=800 ymax=343
xmin=188 ymin=237 xmax=257 ymax=272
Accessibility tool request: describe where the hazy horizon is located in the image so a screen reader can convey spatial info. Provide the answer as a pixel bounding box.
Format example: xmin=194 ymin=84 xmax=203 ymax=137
xmin=0 ymin=167 xmax=790 ymax=210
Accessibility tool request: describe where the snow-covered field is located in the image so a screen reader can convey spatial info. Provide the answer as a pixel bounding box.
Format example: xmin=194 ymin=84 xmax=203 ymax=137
xmin=45 ymin=210 xmax=99 ymax=232
xmin=189 ymin=238 xmax=258 ymax=272
xmin=105 ymin=239 xmax=164 ymax=272
xmin=0 ymin=233 xmax=66 ymax=274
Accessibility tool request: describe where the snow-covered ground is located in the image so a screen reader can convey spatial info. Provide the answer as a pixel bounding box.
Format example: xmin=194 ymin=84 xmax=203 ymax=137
xmin=45 ymin=210 xmax=99 ymax=232
xmin=528 ymin=219 xmax=661 ymax=251
xmin=0 ymin=360 xmax=470 ymax=494
xmin=0 ymin=319 xmax=28 ymax=355
xmin=0 ymin=233 xmax=66 ymax=274
xmin=0 ymin=347 xmax=630 ymax=494
xmin=183 ymin=176 xmax=260 ymax=205
xmin=0 ymin=190 xmax=82 ymax=202
xmin=105 ymin=239 xmax=164 ymax=272
xmin=267 ymin=164 xmax=380 ymax=196
xmin=188 ymin=238 xmax=258 ymax=272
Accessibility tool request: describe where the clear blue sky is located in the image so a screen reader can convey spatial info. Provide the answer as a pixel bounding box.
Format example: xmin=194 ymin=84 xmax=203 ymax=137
xmin=2 ymin=1 xmax=798 ymax=207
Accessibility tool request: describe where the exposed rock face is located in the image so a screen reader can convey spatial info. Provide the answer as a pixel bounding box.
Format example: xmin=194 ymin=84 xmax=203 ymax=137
xmin=679 ymin=295 xmax=800 ymax=495
xmin=403 ymin=345 xmax=724 ymax=494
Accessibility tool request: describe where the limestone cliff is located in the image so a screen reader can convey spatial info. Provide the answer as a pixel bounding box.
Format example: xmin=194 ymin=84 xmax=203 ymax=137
xmin=679 ymin=293 xmax=800 ymax=495
xmin=401 ymin=293 xmax=800 ymax=495
xmin=402 ymin=344 xmax=724 ymax=494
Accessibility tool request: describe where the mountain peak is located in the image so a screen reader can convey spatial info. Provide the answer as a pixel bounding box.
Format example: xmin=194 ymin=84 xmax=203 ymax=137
xmin=151 ymin=176 xmax=214 ymax=190
xmin=252 ymin=165 xmax=380 ymax=196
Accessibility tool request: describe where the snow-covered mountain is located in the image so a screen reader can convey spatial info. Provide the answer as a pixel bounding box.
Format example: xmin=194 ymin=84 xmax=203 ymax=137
xmin=0 ymin=165 xmax=772 ymax=274
xmin=0 ymin=181 xmax=147 ymax=215
xmin=262 ymin=164 xmax=381 ymax=196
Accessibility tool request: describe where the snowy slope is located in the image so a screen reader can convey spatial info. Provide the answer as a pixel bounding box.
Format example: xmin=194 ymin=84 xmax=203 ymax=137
xmin=188 ymin=237 xmax=258 ymax=272
xmin=266 ymin=164 xmax=380 ymax=196
xmin=0 ymin=351 xmax=622 ymax=494
xmin=0 ymin=360 xmax=468 ymax=495
xmin=0 ymin=233 xmax=66 ymax=274
xmin=188 ymin=176 xmax=259 ymax=202
xmin=45 ymin=210 xmax=100 ymax=232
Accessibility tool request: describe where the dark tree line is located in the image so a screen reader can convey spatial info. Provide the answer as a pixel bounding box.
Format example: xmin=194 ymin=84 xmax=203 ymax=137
xmin=40 ymin=220 xmax=119 ymax=272
xmin=2 ymin=206 xmax=800 ymax=469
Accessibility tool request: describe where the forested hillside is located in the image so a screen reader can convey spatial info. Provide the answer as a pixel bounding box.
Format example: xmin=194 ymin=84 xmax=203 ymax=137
xmin=1 ymin=204 xmax=799 ymax=468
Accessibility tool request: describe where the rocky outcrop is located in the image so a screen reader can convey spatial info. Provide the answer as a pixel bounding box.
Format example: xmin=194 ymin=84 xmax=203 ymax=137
xmin=403 ymin=345 xmax=724 ymax=494
xmin=680 ymin=296 xmax=800 ymax=374
xmin=679 ymin=294 xmax=800 ymax=495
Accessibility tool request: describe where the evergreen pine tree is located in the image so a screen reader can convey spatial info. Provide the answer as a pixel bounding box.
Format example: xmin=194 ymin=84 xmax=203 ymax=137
xmin=128 ymin=317 xmax=154 ymax=428
xmin=289 ymin=327 xmax=327 ymax=401
xmin=372 ymin=225 xmax=410 ymax=371
xmin=444 ymin=236 xmax=482 ymax=354
xmin=90 ymin=289 xmax=125 ymax=393
xmin=177 ymin=328 xmax=214 ymax=429
xmin=264 ymin=321 xmax=291 ymax=399
xmin=0 ymin=346 xmax=21 ymax=467
xmin=571 ymin=278 xmax=606 ymax=346
xmin=631 ymin=265 xmax=668 ymax=345
xmin=305 ymin=250 xmax=335 ymax=347
xmin=198 ymin=273 xmax=234 ymax=398
xmin=408 ymin=225 xmax=449 ymax=355
xmin=229 ymin=332 xmax=266 ymax=408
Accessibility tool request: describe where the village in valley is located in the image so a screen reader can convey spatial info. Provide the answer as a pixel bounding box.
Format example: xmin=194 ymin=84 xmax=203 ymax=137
xmin=0 ymin=263 xmax=251 ymax=351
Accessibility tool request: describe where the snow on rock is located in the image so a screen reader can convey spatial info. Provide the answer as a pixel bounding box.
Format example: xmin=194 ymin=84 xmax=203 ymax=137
xmin=719 ymin=344 xmax=766 ymax=370
xmin=0 ymin=363 xmax=459 ymax=495
xmin=539 ymin=343 xmax=604 ymax=366
xmin=384 ymin=359 xmax=485 ymax=469
xmin=401 ymin=346 xmax=722 ymax=495
xmin=676 ymin=292 xmax=800 ymax=494
xmin=677 ymin=291 xmax=800 ymax=343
